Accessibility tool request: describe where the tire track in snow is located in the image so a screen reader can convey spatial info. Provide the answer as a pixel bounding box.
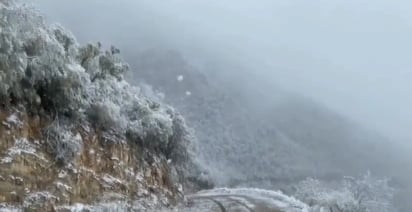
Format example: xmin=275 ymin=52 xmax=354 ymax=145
xmin=183 ymin=188 xmax=309 ymax=212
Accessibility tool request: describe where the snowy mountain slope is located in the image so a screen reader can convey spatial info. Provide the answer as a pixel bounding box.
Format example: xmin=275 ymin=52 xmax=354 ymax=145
xmin=126 ymin=49 xmax=396 ymax=184
xmin=126 ymin=49 xmax=400 ymax=211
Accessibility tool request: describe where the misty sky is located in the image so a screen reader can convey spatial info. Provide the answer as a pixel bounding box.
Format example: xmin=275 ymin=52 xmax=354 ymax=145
xmin=33 ymin=0 xmax=412 ymax=141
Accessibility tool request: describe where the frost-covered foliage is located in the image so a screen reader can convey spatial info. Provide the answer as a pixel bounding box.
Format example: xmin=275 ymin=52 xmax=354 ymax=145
xmin=0 ymin=1 xmax=193 ymax=168
xmin=294 ymin=173 xmax=396 ymax=212
xmin=0 ymin=2 xmax=85 ymax=112
xmin=44 ymin=121 xmax=82 ymax=165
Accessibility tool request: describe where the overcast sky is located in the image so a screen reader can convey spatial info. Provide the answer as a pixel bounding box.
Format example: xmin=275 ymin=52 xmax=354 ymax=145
xmin=33 ymin=0 xmax=412 ymax=141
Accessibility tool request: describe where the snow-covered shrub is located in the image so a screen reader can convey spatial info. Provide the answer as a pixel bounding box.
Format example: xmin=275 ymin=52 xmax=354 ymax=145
xmin=166 ymin=113 xmax=193 ymax=164
xmin=77 ymin=43 xmax=128 ymax=82
xmin=140 ymin=107 xmax=174 ymax=149
xmin=0 ymin=2 xmax=88 ymax=113
xmin=44 ymin=121 xmax=83 ymax=165
xmin=294 ymin=172 xmax=396 ymax=212
xmin=86 ymin=104 xmax=117 ymax=131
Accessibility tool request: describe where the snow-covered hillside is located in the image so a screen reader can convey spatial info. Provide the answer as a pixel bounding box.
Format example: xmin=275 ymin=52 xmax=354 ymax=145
xmin=127 ymin=49 xmax=400 ymax=211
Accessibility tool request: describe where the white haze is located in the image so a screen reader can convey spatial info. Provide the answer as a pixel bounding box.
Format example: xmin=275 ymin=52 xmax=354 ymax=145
xmin=33 ymin=0 xmax=412 ymax=144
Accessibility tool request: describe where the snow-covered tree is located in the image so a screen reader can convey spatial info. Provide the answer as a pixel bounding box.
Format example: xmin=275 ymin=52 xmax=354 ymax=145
xmin=294 ymin=172 xmax=396 ymax=212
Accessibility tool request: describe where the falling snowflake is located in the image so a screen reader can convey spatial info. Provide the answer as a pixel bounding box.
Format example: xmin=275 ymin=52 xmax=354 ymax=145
xmin=177 ymin=75 xmax=184 ymax=82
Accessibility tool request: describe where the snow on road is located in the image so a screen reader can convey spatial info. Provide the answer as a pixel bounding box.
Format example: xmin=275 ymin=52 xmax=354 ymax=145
xmin=177 ymin=188 xmax=310 ymax=212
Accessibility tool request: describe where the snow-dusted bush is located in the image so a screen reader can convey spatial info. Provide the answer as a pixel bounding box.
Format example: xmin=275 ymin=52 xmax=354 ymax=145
xmin=44 ymin=121 xmax=83 ymax=165
xmin=86 ymin=104 xmax=117 ymax=131
xmin=0 ymin=1 xmax=194 ymax=169
xmin=0 ymin=2 xmax=86 ymax=113
xmin=294 ymin=172 xmax=396 ymax=212
xmin=166 ymin=114 xmax=193 ymax=163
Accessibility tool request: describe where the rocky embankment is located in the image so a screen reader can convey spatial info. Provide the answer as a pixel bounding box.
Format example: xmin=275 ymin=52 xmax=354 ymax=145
xmin=0 ymin=108 xmax=182 ymax=211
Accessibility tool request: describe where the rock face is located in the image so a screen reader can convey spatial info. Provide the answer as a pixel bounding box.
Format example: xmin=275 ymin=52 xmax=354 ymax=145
xmin=0 ymin=1 xmax=199 ymax=211
xmin=0 ymin=109 xmax=180 ymax=211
